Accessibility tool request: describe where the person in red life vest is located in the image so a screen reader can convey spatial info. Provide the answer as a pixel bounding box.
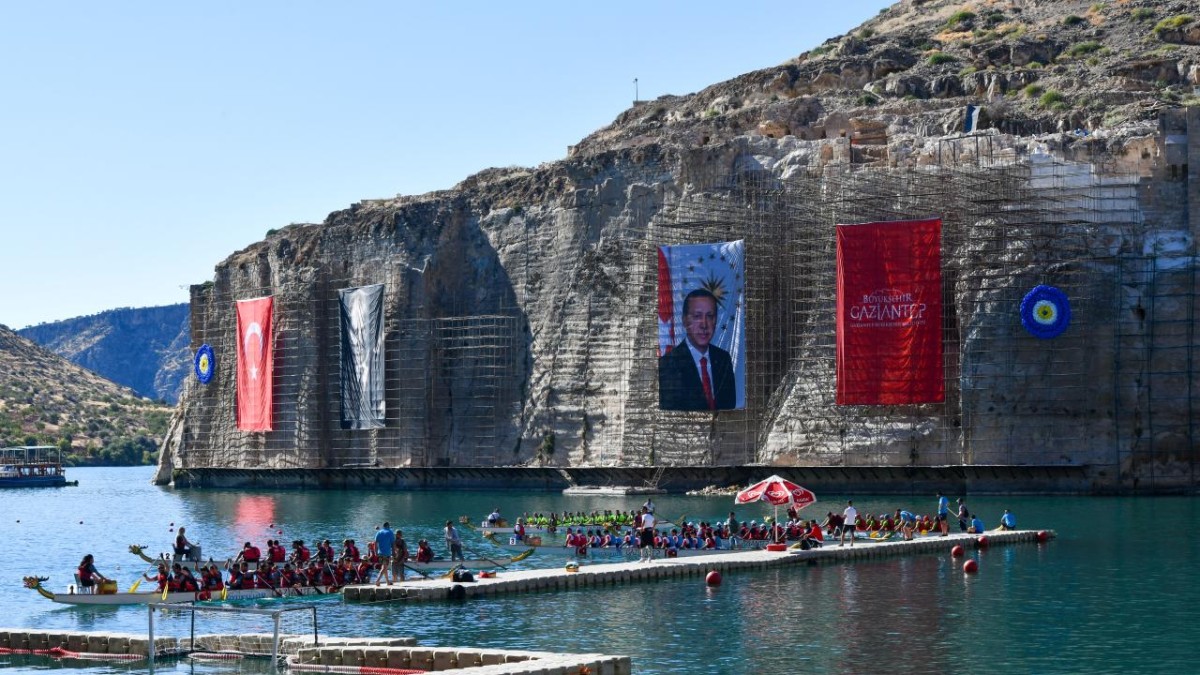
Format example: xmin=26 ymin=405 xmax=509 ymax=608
xmin=76 ymin=554 xmax=109 ymax=593
xmin=316 ymin=540 xmax=335 ymax=563
xmin=177 ymin=567 xmax=200 ymax=592
xmin=703 ymin=531 xmax=718 ymax=549
xmin=415 ymin=540 xmax=434 ymax=563
xmin=290 ymin=540 xmax=312 ymax=565
xmin=513 ymin=517 xmax=526 ymax=542
xmin=202 ymin=564 xmax=224 ymax=591
xmin=267 ymin=539 xmax=287 ymax=563
xmin=356 ymin=557 xmax=374 ymax=582
xmin=165 ymin=563 xmax=186 ymax=591
xmin=143 ymin=563 xmax=169 ymax=593
xmin=235 ymin=542 xmax=261 ymax=564
xmin=341 ymin=539 xmax=360 ymax=562
xmin=304 ymin=562 xmax=321 ymax=587
xmin=279 ymin=563 xmax=301 ymax=589
xmin=808 ymin=520 xmax=824 ymax=545
xmin=235 ymin=562 xmax=256 ymax=589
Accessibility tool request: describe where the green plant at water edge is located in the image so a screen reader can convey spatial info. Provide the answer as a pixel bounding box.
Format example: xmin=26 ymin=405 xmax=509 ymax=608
xmin=1154 ymin=15 xmax=1194 ymax=35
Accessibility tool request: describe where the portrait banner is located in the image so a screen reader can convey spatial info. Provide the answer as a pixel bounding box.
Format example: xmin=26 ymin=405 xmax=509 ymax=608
xmin=236 ymin=296 xmax=274 ymax=431
xmin=836 ymin=218 xmax=944 ymax=405
xmin=656 ymin=240 xmax=746 ymax=411
xmin=339 ymin=283 xmax=386 ymax=429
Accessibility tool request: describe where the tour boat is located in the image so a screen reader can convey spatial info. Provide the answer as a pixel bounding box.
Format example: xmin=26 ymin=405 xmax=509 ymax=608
xmin=0 ymin=446 xmax=74 ymax=488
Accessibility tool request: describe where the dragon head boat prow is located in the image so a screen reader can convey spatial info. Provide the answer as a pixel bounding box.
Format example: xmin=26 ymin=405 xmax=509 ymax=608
xmin=128 ymin=544 xmax=162 ymax=564
xmin=23 ymin=576 xmax=54 ymax=600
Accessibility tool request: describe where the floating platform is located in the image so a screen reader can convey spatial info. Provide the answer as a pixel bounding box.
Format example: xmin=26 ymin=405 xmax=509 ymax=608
xmin=0 ymin=629 xmax=629 ymax=674
xmin=561 ymin=485 xmax=666 ymax=496
xmin=343 ymin=530 xmax=1051 ymax=604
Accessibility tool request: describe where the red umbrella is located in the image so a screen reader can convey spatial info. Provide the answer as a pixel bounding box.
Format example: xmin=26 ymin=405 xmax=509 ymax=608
xmin=734 ymin=475 xmax=817 ymax=536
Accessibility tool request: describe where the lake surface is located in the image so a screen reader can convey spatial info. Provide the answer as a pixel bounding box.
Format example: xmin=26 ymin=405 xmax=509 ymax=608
xmin=0 ymin=467 xmax=1197 ymax=674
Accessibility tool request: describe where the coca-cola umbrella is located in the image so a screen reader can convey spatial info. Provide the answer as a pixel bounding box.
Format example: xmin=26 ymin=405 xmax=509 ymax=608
xmin=734 ymin=475 xmax=817 ymax=533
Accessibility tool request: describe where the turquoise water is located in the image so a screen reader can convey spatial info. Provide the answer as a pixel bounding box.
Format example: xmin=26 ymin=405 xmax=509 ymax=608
xmin=1 ymin=467 xmax=1197 ymax=674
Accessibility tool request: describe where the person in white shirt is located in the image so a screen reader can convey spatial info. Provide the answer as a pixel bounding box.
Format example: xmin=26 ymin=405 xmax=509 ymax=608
xmin=638 ymin=507 xmax=657 ymax=562
xmin=840 ymin=500 xmax=858 ymax=547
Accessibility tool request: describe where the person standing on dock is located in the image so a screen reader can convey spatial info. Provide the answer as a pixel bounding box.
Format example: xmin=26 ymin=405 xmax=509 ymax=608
xmin=638 ymin=507 xmax=657 ymax=562
xmin=840 ymin=501 xmax=857 ymax=547
xmin=394 ymin=529 xmax=409 ymax=581
xmin=374 ymin=521 xmax=395 ymax=586
xmin=445 ymin=521 xmax=464 ymax=561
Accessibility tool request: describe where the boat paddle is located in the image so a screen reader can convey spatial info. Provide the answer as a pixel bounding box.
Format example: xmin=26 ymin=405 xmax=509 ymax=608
xmin=461 ymin=544 xmax=509 ymax=571
xmin=128 ymin=562 xmax=158 ymax=593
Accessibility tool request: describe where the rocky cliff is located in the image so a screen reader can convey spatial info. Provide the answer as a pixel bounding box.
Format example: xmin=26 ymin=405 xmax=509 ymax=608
xmin=19 ymin=304 xmax=190 ymax=403
xmin=160 ymin=0 xmax=1200 ymax=491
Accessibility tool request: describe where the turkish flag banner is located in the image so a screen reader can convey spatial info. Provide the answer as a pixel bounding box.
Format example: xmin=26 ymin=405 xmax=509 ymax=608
xmin=836 ymin=219 xmax=944 ymax=405
xmin=236 ymin=296 xmax=274 ymax=431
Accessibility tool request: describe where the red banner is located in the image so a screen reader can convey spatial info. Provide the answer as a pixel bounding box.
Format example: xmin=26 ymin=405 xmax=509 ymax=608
xmin=236 ymin=296 xmax=274 ymax=431
xmin=836 ymin=219 xmax=943 ymax=405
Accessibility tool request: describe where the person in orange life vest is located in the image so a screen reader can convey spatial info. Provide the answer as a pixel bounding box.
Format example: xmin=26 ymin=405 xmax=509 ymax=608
xmin=658 ymin=289 xmax=737 ymax=411
xmin=317 ymin=540 xmax=335 ymax=562
xmin=341 ymin=539 xmax=360 ymax=562
xmin=267 ymin=539 xmax=286 ymax=563
xmin=280 ymin=563 xmax=301 ymax=589
xmin=76 ymin=554 xmax=109 ymax=592
xmin=143 ymin=563 xmax=169 ymax=592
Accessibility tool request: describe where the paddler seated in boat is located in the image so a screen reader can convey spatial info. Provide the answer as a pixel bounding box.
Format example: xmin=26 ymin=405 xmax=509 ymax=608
xmin=513 ymin=517 xmax=526 ymax=542
xmin=415 ymin=540 xmax=434 ymax=563
xmin=267 ymin=539 xmax=287 ymax=563
xmin=340 ymin=538 xmax=360 ymax=562
xmin=176 ymin=566 xmax=200 ymax=592
xmin=75 ymin=554 xmax=110 ymax=593
xmin=289 ymin=540 xmax=312 ymax=564
xmin=280 ymin=563 xmax=302 ymax=589
xmin=235 ymin=541 xmax=261 ymax=564
xmin=316 ymin=540 xmax=335 ymax=562
xmin=202 ymin=564 xmax=224 ymax=591
xmin=487 ymin=507 xmax=503 ymax=526
xmin=143 ymin=563 xmax=169 ymax=593
xmin=998 ymin=509 xmax=1017 ymax=531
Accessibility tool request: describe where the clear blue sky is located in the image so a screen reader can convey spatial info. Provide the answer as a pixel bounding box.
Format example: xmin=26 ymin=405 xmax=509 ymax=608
xmin=1 ymin=1 xmax=890 ymax=330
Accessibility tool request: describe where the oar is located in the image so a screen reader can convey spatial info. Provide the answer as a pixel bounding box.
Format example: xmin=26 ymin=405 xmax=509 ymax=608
xmin=461 ymin=544 xmax=510 ymax=571
xmin=128 ymin=562 xmax=158 ymax=593
xmin=400 ymin=560 xmax=431 ymax=580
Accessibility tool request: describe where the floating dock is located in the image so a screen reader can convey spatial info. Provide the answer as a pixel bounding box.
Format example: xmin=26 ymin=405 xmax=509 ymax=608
xmin=343 ymin=530 xmax=1050 ymax=604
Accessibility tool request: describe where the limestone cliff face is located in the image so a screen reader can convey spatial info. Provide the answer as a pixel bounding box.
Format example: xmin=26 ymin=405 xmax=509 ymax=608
xmin=160 ymin=0 xmax=1200 ymax=490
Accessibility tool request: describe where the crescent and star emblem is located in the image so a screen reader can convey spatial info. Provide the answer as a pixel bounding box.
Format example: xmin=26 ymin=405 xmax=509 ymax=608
xmin=244 ymin=322 xmax=264 ymax=380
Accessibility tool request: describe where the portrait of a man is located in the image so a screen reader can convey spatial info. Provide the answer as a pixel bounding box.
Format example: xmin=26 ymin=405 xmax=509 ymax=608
xmin=659 ymin=288 xmax=737 ymax=410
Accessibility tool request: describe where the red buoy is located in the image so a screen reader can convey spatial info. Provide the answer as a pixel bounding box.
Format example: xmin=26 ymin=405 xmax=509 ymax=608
xmin=951 ymin=545 xmax=965 ymax=558
xmin=976 ymin=535 xmax=989 ymax=549
xmin=1036 ymin=530 xmax=1049 ymax=543
xmin=705 ymin=570 xmax=722 ymax=586
xmin=963 ymin=559 xmax=978 ymax=574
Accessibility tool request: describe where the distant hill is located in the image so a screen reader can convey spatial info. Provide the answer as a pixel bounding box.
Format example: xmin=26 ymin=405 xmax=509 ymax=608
xmin=0 ymin=325 xmax=172 ymax=464
xmin=18 ymin=304 xmax=190 ymax=404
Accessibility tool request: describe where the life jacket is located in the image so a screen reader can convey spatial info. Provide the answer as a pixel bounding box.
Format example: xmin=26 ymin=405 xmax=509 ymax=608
xmin=297 ymin=546 xmax=311 ymax=562
xmin=242 ymin=546 xmax=261 ymax=562
xmin=269 ymin=545 xmax=286 ymax=563
xmin=77 ymin=565 xmax=94 ymax=585
xmin=179 ymin=575 xmax=199 ymax=592
xmin=416 ymin=548 xmax=433 ymax=563
xmin=345 ymin=543 xmax=360 ymax=560
xmin=175 ymin=535 xmax=188 ymax=555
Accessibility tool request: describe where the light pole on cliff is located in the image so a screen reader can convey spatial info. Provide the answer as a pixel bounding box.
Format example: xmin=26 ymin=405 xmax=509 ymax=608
xmin=634 ymin=77 xmax=638 ymax=104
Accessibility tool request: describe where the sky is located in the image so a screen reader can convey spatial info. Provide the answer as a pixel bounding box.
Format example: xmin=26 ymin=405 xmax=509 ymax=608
xmin=0 ymin=1 xmax=891 ymax=330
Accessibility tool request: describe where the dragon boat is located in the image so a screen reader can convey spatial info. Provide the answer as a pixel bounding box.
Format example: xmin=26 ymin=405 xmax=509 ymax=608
xmin=129 ymin=543 xmax=534 ymax=572
xmin=22 ymin=576 xmax=338 ymax=606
